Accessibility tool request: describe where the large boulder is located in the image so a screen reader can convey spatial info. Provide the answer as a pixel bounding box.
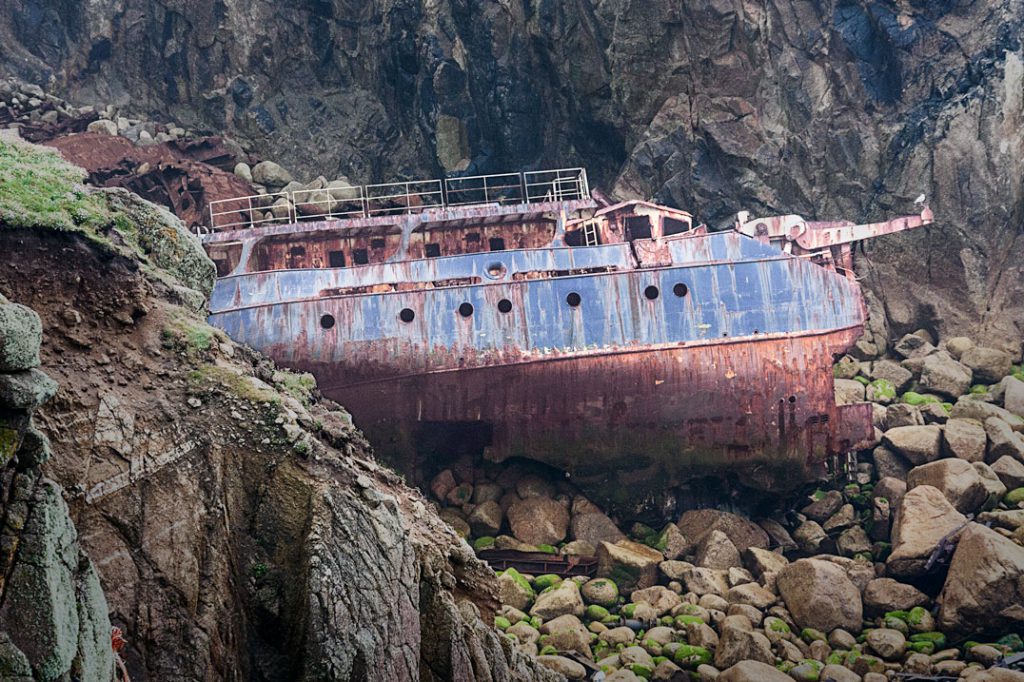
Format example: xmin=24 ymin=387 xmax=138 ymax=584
xmin=570 ymin=509 xmax=626 ymax=547
xmin=497 ymin=568 xmax=535 ymax=611
xmin=467 ymin=500 xmax=503 ymax=537
xmin=677 ymin=509 xmax=769 ymax=552
xmin=251 ymin=160 xmax=293 ymax=188
xmin=882 ymin=425 xmax=943 ymax=465
xmin=888 ymin=485 xmax=968 ymax=578
xmin=718 ymin=660 xmax=793 ymax=682
xmin=873 ymin=446 xmax=912 ymax=480
xmin=776 ymin=559 xmax=862 ymax=633
xmin=941 ymin=418 xmax=988 ymax=462
xmin=0 ymin=303 xmax=42 ymax=371
xmin=937 ymin=523 xmax=1024 ymax=634
xmin=991 ymin=456 xmax=1024 ymax=489
xmin=713 ymin=623 xmax=773 ymax=668
xmin=906 ymin=458 xmax=989 ymax=513
xmin=835 ymin=378 xmax=866 ymax=404
xmin=536 ymin=655 xmax=586 ymax=679
xmin=507 ymin=498 xmax=569 ymax=546
xmin=1005 ymin=376 xmax=1024 ymax=419
xmin=919 ymin=351 xmax=973 ymax=400
xmin=693 ymin=529 xmax=741 ymax=569
xmin=595 ymin=540 xmax=662 ymax=592
xmin=538 ymin=614 xmax=591 ymax=657
xmin=961 ymin=346 xmax=1013 ymax=384
xmin=863 ymin=578 xmax=929 ymax=616
xmin=530 ymin=579 xmax=585 ymax=620
xmin=630 ymin=585 xmax=681 ymax=616
xmin=985 ymin=417 xmax=1024 ymax=462
xmin=870 ymin=359 xmax=914 ymax=393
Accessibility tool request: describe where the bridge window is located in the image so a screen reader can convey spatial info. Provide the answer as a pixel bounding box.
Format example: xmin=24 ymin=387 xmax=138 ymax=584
xmin=370 ymin=238 xmax=386 ymax=249
xmin=664 ymin=217 xmax=689 ymax=236
xmin=425 ymin=243 xmax=441 ymax=258
xmin=626 ymin=216 xmax=652 ymax=240
xmin=329 ymin=250 xmax=346 ymax=268
xmin=353 ymin=248 xmax=369 ymax=265
xmin=466 ymin=232 xmax=480 ymax=242
xmin=489 ymin=237 xmax=506 ymax=251
xmin=289 ymin=245 xmax=307 ymax=268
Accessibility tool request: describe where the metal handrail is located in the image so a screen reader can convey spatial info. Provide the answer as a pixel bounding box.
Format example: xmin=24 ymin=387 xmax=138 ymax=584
xmin=207 ymin=167 xmax=590 ymax=230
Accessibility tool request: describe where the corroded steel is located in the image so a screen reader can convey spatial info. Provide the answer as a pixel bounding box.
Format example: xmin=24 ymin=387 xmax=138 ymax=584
xmin=202 ymin=185 xmax=932 ymax=495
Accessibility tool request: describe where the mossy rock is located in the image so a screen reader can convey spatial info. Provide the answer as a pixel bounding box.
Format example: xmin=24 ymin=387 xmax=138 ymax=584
xmin=586 ymin=605 xmax=610 ymax=621
xmin=902 ymin=391 xmax=940 ymax=406
xmin=764 ymin=616 xmax=790 ymax=634
xmin=1004 ymin=488 xmax=1024 ymax=505
xmin=790 ymin=659 xmax=823 ymax=682
xmin=825 ymin=651 xmax=846 ymax=666
xmin=970 ymin=384 xmax=989 ymax=394
xmin=854 ymin=375 xmax=870 ymax=386
xmin=801 ymin=628 xmax=827 ymax=643
xmin=907 ymin=640 xmax=935 ymax=655
xmin=601 ymin=614 xmax=620 ymax=625
xmin=674 ymin=615 xmax=704 ymax=628
xmin=494 ymin=616 xmax=511 ymax=630
xmin=672 ymin=644 xmax=712 ymax=668
xmin=883 ymin=617 xmax=909 ymax=635
xmin=534 ymin=574 xmax=563 ymax=590
xmin=539 ymin=645 xmax=558 ymax=655
xmin=621 ymin=603 xmax=637 ymax=618
xmin=883 ymin=610 xmax=910 ymax=622
xmin=628 ymin=663 xmax=654 ymax=679
xmin=869 ymin=378 xmax=895 ymax=400
xmin=997 ymin=634 xmax=1023 ymax=652
xmin=907 ymin=607 xmax=929 ymax=627
xmin=473 ymin=536 xmax=495 ymax=551
xmin=910 ymin=632 xmax=946 ymax=649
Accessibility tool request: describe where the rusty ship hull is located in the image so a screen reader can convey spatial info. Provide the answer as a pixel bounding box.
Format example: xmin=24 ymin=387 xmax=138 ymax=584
xmin=201 ymin=168 xmax=929 ymax=497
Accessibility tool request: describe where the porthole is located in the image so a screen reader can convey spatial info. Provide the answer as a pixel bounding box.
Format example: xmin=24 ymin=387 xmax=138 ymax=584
xmin=458 ymin=302 xmax=474 ymax=317
xmin=788 ymin=395 xmax=797 ymax=403
xmin=497 ymin=299 xmax=513 ymax=314
xmin=320 ymin=314 xmax=336 ymax=330
xmin=644 ymin=285 xmax=660 ymax=300
xmin=399 ymin=308 xmax=415 ymax=323
xmin=485 ymin=262 xmax=507 ymax=279
xmin=566 ymin=292 xmax=581 ymax=307
xmin=673 ymin=283 xmax=689 ymax=297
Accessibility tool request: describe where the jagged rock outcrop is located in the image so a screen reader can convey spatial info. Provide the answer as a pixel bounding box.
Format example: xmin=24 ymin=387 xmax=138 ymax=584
xmin=0 ymin=143 xmax=561 ymax=681
xmin=0 ymin=294 xmax=115 ymax=681
xmin=2 ymin=1 xmax=1021 ymax=350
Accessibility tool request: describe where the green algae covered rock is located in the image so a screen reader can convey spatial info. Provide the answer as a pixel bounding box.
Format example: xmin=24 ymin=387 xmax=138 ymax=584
xmin=672 ymin=644 xmax=712 ymax=668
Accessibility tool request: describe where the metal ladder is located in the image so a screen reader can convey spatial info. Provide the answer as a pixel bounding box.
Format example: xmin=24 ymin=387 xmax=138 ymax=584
xmin=582 ymin=221 xmax=599 ymax=246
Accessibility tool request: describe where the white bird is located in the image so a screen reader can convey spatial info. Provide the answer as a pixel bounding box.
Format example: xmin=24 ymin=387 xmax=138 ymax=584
xmin=914 ymin=193 xmax=927 ymax=205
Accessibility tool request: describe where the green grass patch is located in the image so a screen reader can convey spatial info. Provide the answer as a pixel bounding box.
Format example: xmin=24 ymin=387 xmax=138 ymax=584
xmin=189 ymin=364 xmax=279 ymax=404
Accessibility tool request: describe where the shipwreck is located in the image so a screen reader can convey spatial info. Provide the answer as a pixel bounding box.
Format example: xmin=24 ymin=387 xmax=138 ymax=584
xmin=199 ymin=168 xmax=932 ymax=500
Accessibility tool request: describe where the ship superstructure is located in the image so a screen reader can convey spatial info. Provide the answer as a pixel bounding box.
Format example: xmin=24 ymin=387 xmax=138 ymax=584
xmin=200 ymin=168 xmax=932 ymax=498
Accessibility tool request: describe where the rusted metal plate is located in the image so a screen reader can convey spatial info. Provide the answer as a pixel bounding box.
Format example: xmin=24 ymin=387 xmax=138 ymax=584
xmin=476 ymin=550 xmax=598 ymax=578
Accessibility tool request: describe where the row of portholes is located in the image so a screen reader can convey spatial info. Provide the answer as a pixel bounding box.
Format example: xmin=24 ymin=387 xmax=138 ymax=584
xmin=319 ymin=282 xmax=691 ymax=328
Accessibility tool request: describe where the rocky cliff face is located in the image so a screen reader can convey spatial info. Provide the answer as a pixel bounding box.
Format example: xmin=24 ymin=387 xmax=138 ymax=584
xmin=2 ymin=0 xmax=1021 ymax=350
xmin=0 ymin=140 xmax=561 ymax=681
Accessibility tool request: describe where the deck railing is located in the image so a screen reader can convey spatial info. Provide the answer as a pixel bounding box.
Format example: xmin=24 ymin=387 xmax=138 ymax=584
xmin=207 ymin=167 xmax=590 ymax=231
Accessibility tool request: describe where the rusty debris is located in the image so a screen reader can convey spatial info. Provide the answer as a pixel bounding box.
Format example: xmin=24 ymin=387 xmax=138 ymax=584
xmin=476 ymin=550 xmax=598 ymax=578
xmin=199 ymin=168 xmax=933 ymax=493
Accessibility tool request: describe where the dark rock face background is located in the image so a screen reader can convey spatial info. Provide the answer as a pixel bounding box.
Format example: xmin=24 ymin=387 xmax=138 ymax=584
xmin=2 ymin=0 xmax=1022 ymax=349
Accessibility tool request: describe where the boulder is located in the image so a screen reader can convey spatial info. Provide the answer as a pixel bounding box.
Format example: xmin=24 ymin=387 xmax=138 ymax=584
xmin=0 ymin=369 xmax=59 ymax=410
xmin=833 ymin=355 xmax=861 ymax=379
xmin=820 ymin=664 xmax=860 ymax=682
xmin=718 ymin=660 xmax=793 ymax=682
xmin=677 ymin=509 xmax=769 ymax=553
xmin=835 ymin=379 xmax=866 ymax=405
xmin=873 ymin=476 xmax=907 ymax=509
xmin=571 ymin=510 xmax=626 ymax=547
xmin=655 ymin=523 xmax=690 ymax=559
xmin=937 ymin=523 xmax=1024 ymax=635
xmin=596 ymin=541 xmax=663 ymax=592
xmin=233 ymin=162 xmax=253 ymax=182
xmin=870 ymin=359 xmax=914 ymax=393
xmin=800 ymin=490 xmax=844 ymax=522
xmin=507 ymin=497 xmax=569 ymax=546
xmin=894 ymin=334 xmax=935 ymax=359
xmin=0 ymin=303 xmax=42 ymax=371
xmin=86 ymin=118 xmax=118 ymax=136
xmin=515 ymin=474 xmax=555 ymax=499
xmin=680 ymin=567 xmax=730 ymax=597
xmin=887 ymin=485 xmax=968 ymax=578
xmin=530 ymin=579 xmax=585 ymax=619
xmin=919 ymin=351 xmax=973 ymax=400
xmin=792 ymin=520 xmax=826 ymax=553
xmin=1005 ymin=376 xmax=1024 ymax=419
xmin=539 ymin=614 xmax=591 ymax=657
xmin=630 ymin=586 xmax=681 ymax=616
xmin=743 ymin=547 xmax=788 ymax=579
xmin=581 ymin=578 xmax=619 ymax=607
xmin=251 ymin=160 xmax=293 ymax=188
xmin=945 ymin=337 xmax=975 ymax=360
xmin=836 ymin=526 xmax=872 ymax=556
xmin=599 ymin=626 xmax=636 ymax=646
xmin=429 ymin=469 xmax=456 ymax=500
xmin=497 ymin=568 xmax=535 ymax=610
xmin=694 ymin=530 xmax=741 ymax=570
xmin=961 ymin=346 xmax=1013 ymax=384
xmin=985 ymin=417 xmax=1024 ymax=462
xmin=991 ymin=456 xmax=1024 ymax=489
xmin=872 ymin=447 xmax=912 ymax=480
xmin=866 ymin=628 xmax=906 ymax=660
xmin=906 ymin=458 xmax=988 ymax=513
xmin=973 ymin=462 xmax=1007 ymax=507
xmin=713 ymin=623 xmax=774 ymax=668
xmin=776 ymin=559 xmax=862 ymax=633
xmin=863 ymin=578 xmax=928 ymax=616
xmin=882 ymin=425 xmax=943 ymax=465
xmin=886 ymin=403 xmax=924 ymax=428
xmin=536 ymin=655 xmax=586 ymax=679
xmin=757 ymin=518 xmax=797 ymax=550
xmin=467 ymin=500 xmax=503 ymax=537
xmin=724 ymin=583 xmax=776 ymax=609
xmin=822 ymin=503 xmax=856 ymax=532
xmin=941 ymin=418 xmax=988 ymax=462
xmin=950 ymin=397 xmax=1024 ymax=429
